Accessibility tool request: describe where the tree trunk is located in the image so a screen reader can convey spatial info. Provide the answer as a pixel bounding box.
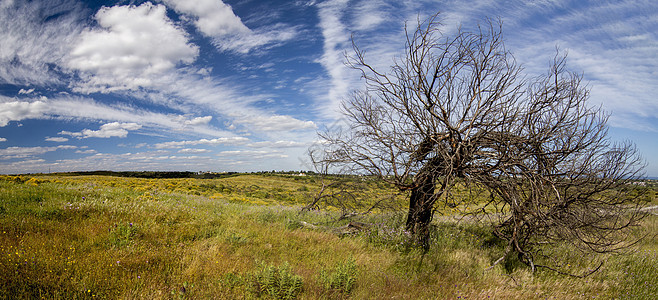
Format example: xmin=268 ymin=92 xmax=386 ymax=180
xmin=406 ymin=171 xmax=436 ymax=249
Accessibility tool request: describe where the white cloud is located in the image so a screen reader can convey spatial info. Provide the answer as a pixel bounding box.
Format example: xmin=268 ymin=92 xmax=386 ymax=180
xmin=162 ymin=0 xmax=298 ymax=53
xmin=20 ymin=96 xmax=233 ymax=138
xmin=75 ymin=149 xmax=97 ymax=154
xmin=314 ymin=0 xmax=410 ymax=119
xmin=163 ymin=0 xmax=250 ymax=37
xmin=0 ymin=145 xmax=77 ymax=159
xmin=45 ymin=137 xmax=69 ymax=142
xmin=316 ymin=0 xmax=352 ymax=118
xmin=178 ymin=148 xmax=211 ymax=154
xmin=67 ymin=2 xmax=199 ymax=93
xmin=0 ymin=0 xmax=84 ymax=85
xmin=18 ymin=88 xmax=35 ymax=95
xmin=59 ymin=122 xmax=142 ymax=139
xmin=247 ymin=140 xmax=307 ymax=148
xmin=184 ymin=116 xmax=212 ymax=125
xmin=0 ymin=98 xmax=48 ymax=126
xmin=153 ymin=137 xmax=250 ymax=149
xmin=235 ymin=115 xmax=316 ymax=131
xmin=0 ymin=150 xmax=227 ymax=174
xmin=351 ymin=0 xmax=389 ymax=31
xmin=217 ymin=150 xmax=288 ymax=159
xmin=496 ymin=1 xmax=658 ymax=131
xmin=0 ymin=138 xmax=6 ymax=142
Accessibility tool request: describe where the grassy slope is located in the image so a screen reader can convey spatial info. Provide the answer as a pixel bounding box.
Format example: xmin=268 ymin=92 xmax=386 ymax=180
xmin=0 ymin=174 xmax=656 ymax=299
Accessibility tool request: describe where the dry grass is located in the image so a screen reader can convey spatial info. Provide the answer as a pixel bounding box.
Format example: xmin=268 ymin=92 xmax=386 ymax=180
xmin=0 ymin=174 xmax=656 ymax=299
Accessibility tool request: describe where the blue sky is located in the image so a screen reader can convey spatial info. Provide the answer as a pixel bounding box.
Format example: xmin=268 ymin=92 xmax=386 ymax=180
xmin=0 ymin=0 xmax=657 ymax=176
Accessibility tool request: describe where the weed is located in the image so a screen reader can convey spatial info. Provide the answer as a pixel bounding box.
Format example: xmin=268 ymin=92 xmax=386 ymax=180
xmin=319 ymin=258 xmax=358 ymax=296
xmin=247 ymin=262 xmax=303 ymax=299
xmin=108 ymin=222 xmax=139 ymax=248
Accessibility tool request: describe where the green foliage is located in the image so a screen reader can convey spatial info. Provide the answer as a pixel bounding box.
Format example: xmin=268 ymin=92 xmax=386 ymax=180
xmin=219 ymin=272 xmax=244 ymax=290
xmin=319 ymin=258 xmax=358 ymax=296
xmin=108 ymin=222 xmax=139 ymax=247
xmin=248 ymin=262 xmax=303 ymax=299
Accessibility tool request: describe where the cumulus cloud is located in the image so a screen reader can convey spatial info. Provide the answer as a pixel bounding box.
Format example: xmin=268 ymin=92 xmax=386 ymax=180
xmin=67 ymin=2 xmax=199 ymax=93
xmin=153 ymin=137 xmax=250 ymax=149
xmin=0 ymin=138 xmax=6 ymax=142
xmin=162 ymin=0 xmax=297 ymax=53
xmin=0 ymin=98 xmax=48 ymax=126
xmin=59 ymin=122 xmax=142 ymax=139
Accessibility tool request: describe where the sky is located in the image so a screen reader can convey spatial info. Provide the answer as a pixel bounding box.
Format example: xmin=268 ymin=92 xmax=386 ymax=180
xmin=0 ymin=0 xmax=657 ymax=176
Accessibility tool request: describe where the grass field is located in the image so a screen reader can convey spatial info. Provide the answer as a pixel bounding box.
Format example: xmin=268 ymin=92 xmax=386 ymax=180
xmin=0 ymin=174 xmax=656 ymax=299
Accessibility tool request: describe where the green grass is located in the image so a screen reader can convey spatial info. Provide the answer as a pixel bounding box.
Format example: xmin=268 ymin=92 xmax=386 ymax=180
xmin=0 ymin=174 xmax=656 ymax=299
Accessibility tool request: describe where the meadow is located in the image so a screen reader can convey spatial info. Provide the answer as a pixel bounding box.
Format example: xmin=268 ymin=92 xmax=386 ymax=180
xmin=0 ymin=173 xmax=656 ymax=299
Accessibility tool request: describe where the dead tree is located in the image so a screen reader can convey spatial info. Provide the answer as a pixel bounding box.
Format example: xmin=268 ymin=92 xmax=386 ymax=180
xmin=473 ymin=55 xmax=647 ymax=272
xmin=312 ymin=13 xmax=646 ymax=263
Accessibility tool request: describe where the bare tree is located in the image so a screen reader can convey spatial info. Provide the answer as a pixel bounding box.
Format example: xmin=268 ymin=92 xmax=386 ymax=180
xmin=311 ymin=13 xmax=647 ymax=269
xmin=473 ymin=55 xmax=647 ymax=273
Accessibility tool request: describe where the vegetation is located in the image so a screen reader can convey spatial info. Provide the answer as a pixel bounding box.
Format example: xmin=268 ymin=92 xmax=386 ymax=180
xmin=0 ymin=174 xmax=656 ymax=299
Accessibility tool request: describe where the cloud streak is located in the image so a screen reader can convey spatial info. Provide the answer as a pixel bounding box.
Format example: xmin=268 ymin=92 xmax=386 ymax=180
xmin=0 ymin=0 xmax=84 ymax=85
xmin=153 ymin=137 xmax=250 ymax=149
xmin=163 ymin=0 xmax=298 ymax=53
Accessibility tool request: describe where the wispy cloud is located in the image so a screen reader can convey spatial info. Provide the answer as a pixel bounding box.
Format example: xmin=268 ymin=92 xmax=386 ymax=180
xmin=34 ymin=96 xmax=233 ymax=137
xmin=178 ymin=148 xmax=211 ymax=154
xmin=153 ymin=137 xmax=250 ymax=149
xmin=247 ymin=140 xmax=307 ymax=148
xmin=315 ymin=0 xmax=352 ymax=118
xmin=233 ymin=115 xmax=316 ymax=132
xmin=162 ymin=0 xmax=298 ymax=53
xmin=495 ymin=0 xmax=658 ymax=131
xmin=314 ymin=0 xmax=658 ymax=133
xmin=0 ymin=0 xmax=84 ymax=85
xmin=0 ymin=145 xmax=77 ymax=160
xmin=217 ymin=150 xmax=288 ymax=159
xmin=314 ymin=0 xmax=417 ymax=119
